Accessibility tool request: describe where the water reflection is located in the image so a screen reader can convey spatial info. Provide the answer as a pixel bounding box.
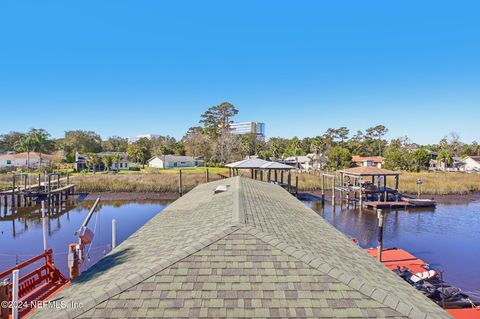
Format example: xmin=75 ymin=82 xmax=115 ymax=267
xmin=305 ymin=199 xmax=480 ymax=299
xmin=0 ymin=199 xmax=172 ymax=277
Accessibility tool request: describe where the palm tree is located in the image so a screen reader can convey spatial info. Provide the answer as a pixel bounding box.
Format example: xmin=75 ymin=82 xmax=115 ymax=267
xmin=15 ymin=134 xmax=35 ymax=173
xmin=86 ymin=153 xmax=101 ymax=174
xmin=103 ymin=155 xmax=113 ymax=172
xmin=437 ymin=150 xmax=453 ymax=170
xmin=30 ymin=129 xmax=50 ymax=171
xmin=112 ymin=153 xmax=121 ymax=172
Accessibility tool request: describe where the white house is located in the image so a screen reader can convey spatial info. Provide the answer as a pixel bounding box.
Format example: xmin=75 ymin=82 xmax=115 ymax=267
xmin=148 ymin=155 xmax=204 ymax=169
xmin=463 ymin=156 xmax=480 ymax=172
xmin=0 ymin=152 xmax=60 ymax=169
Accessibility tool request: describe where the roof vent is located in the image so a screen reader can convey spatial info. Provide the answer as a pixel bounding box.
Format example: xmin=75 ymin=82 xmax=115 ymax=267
xmin=214 ymin=185 xmax=228 ymax=194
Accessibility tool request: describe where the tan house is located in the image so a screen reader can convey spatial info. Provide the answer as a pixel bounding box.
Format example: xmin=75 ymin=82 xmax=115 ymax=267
xmin=351 ymin=156 xmax=384 ymax=168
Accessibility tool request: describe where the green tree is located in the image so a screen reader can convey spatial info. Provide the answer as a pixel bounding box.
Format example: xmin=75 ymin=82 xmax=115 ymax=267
xmin=63 ymin=130 xmax=102 ymax=157
xmin=0 ymin=131 xmax=25 ymax=152
xmin=240 ymin=134 xmax=256 ymax=157
xmin=182 ymin=127 xmax=212 ymax=160
xmin=200 ymin=102 xmax=238 ymax=138
xmin=283 ymin=137 xmax=303 ymax=157
xmin=366 ymin=125 xmax=388 ymax=156
xmin=327 ymin=146 xmax=352 ymax=170
xmin=127 ymin=139 xmax=151 ymax=168
xmin=102 ymin=136 xmax=128 ymax=152
xmin=336 ymin=127 xmax=350 ymax=144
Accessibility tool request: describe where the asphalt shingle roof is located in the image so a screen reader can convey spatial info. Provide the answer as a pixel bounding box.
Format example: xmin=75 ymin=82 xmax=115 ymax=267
xmin=31 ymin=177 xmax=452 ymax=319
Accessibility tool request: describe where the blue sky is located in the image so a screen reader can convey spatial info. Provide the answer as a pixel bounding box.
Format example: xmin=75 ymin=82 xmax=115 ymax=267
xmin=0 ymin=1 xmax=479 ymax=144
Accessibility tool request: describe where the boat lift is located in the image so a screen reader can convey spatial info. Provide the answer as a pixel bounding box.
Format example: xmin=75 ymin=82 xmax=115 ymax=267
xmin=68 ymin=197 xmax=101 ymax=280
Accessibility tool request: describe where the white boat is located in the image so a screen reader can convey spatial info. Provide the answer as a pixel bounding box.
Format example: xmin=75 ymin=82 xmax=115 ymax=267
xmin=404 ymin=198 xmax=436 ymax=207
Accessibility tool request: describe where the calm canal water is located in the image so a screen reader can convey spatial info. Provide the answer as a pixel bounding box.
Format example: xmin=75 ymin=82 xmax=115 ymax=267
xmin=0 ymin=196 xmax=478 ymax=300
xmin=305 ymin=199 xmax=480 ymax=299
xmin=0 ymin=200 xmax=172 ymax=276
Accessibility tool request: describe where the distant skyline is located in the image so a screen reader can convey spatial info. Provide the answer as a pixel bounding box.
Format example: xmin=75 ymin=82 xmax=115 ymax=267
xmin=1 ymin=1 xmax=479 ymax=144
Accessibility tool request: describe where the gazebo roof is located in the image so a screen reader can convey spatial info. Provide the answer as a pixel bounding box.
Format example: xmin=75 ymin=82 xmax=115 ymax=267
xmin=339 ymin=166 xmax=399 ymax=176
xmin=226 ymin=158 xmax=292 ymax=169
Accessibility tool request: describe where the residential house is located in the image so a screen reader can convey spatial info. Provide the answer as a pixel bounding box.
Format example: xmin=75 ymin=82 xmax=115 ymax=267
xmin=283 ymin=155 xmax=312 ymax=170
xmin=463 ymin=156 xmax=480 ymax=172
xmin=0 ymin=152 xmax=60 ymax=169
xmin=148 ymin=155 xmax=205 ymax=169
xmin=351 ymin=156 xmax=384 ymax=168
xmin=75 ymin=152 xmax=130 ymax=172
xmin=282 ymin=153 xmax=326 ymax=171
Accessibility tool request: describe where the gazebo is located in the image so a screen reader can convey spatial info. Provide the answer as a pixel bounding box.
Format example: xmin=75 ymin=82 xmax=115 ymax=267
xmin=225 ymin=158 xmax=293 ymax=182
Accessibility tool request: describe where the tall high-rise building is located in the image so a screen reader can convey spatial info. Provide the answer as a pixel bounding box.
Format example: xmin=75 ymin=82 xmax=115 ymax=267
xmin=229 ymin=122 xmax=265 ymax=139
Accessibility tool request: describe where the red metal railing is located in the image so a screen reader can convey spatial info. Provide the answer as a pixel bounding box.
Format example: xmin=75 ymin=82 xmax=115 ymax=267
xmin=0 ymin=249 xmax=68 ymax=302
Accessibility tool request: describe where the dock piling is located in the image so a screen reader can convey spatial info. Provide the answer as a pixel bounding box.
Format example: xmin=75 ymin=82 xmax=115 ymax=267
xmin=42 ymin=201 xmax=47 ymax=251
xmin=178 ymin=170 xmax=183 ymax=197
xmin=295 ymin=176 xmax=299 ymax=197
xmin=12 ymin=269 xmax=19 ymax=319
xmin=0 ymin=281 xmax=8 ymax=319
xmin=377 ymin=209 xmax=385 ymax=262
xmin=112 ymin=219 xmax=117 ymax=249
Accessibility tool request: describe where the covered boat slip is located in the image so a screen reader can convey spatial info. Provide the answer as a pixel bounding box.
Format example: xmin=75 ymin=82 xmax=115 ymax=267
xmin=335 ymin=166 xmax=435 ymax=209
xmin=31 ymin=177 xmax=452 ymax=319
xmin=226 ymin=158 xmax=298 ymax=194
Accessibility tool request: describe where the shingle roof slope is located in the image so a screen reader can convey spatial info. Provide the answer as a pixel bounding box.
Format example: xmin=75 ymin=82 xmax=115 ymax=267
xmin=31 ymin=177 xmax=451 ymax=319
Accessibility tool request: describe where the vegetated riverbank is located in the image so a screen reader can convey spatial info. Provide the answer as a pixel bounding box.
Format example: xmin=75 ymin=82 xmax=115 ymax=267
xmin=2 ymin=168 xmax=479 ymax=197
xmin=70 ymin=168 xmax=227 ymax=193
xmin=291 ymin=171 xmax=480 ymax=196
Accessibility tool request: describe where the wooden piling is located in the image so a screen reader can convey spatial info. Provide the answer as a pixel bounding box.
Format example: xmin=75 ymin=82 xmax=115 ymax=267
xmin=287 ymin=171 xmax=291 ymax=193
xmin=295 ymin=176 xmax=299 ymax=196
xmin=205 ymin=169 xmax=209 ymax=183
xmin=0 ymin=281 xmax=8 ymax=319
xmin=178 ymin=169 xmax=183 ymax=196
xmin=377 ymin=209 xmax=385 ymax=262
xmin=332 ymin=177 xmax=336 ymax=203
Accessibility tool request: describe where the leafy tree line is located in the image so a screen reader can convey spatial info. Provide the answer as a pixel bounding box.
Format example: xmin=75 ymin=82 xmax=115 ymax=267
xmin=1 ymin=103 xmax=479 ymax=171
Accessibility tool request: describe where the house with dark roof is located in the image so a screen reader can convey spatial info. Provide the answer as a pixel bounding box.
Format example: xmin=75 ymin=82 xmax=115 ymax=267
xmin=31 ymin=177 xmax=452 ymax=319
xmin=74 ymin=152 xmax=130 ymax=172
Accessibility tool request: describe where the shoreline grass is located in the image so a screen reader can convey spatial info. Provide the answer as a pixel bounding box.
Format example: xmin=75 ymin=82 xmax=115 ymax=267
xmin=2 ymin=169 xmax=479 ymax=196
xmin=291 ymin=171 xmax=480 ymax=195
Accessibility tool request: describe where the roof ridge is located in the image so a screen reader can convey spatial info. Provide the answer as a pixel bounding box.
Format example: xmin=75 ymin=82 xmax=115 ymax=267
xmin=240 ymin=225 xmax=444 ymax=319
xmin=60 ymin=225 xmax=241 ymax=319
xmin=231 ymin=176 xmax=246 ymax=225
